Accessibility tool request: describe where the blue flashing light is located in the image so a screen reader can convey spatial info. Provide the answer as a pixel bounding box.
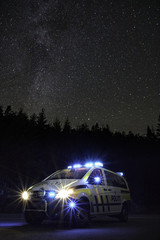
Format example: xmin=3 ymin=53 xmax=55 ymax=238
xmin=48 ymin=191 xmax=56 ymax=198
xmin=117 ymin=172 xmax=124 ymax=177
xmin=84 ymin=162 xmax=93 ymax=168
xmin=94 ymin=162 xmax=103 ymax=167
xmin=69 ymin=201 xmax=76 ymax=208
xmin=94 ymin=177 xmax=101 ymax=183
xmin=73 ymin=164 xmax=82 ymax=168
xmin=67 ymin=161 xmax=103 ymax=169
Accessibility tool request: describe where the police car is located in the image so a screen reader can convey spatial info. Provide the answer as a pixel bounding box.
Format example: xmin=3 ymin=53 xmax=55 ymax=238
xmin=22 ymin=162 xmax=130 ymax=226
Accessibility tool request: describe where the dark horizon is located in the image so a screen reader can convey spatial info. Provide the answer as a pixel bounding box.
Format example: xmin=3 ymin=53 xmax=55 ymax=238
xmin=0 ymin=104 xmax=159 ymax=137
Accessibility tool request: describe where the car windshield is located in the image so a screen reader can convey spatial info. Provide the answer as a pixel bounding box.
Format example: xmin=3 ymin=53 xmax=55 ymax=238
xmin=46 ymin=168 xmax=88 ymax=180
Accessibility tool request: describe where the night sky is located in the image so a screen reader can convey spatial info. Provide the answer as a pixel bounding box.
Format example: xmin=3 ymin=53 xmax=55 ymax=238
xmin=0 ymin=0 xmax=160 ymax=134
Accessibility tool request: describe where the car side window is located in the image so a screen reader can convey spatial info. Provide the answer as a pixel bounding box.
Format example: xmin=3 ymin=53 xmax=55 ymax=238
xmin=104 ymin=170 xmax=127 ymax=188
xmin=88 ymin=169 xmax=105 ymax=185
xmin=116 ymin=175 xmax=127 ymax=189
xmin=104 ymin=171 xmax=115 ymax=186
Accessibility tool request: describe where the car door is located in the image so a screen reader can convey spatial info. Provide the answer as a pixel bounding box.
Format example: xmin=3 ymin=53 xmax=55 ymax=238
xmin=104 ymin=170 xmax=122 ymax=213
xmin=87 ymin=168 xmax=107 ymax=215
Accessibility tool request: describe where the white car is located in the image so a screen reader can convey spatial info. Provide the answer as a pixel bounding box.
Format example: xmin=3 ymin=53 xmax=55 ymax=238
xmin=22 ymin=162 xmax=130 ymax=226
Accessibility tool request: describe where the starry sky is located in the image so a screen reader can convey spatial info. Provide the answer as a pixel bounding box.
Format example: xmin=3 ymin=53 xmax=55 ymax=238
xmin=0 ymin=0 xmax=160 ymax=134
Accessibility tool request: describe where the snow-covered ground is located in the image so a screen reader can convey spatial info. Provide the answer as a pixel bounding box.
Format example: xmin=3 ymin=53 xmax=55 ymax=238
xmin=0 ymin=214 xmax=160 ymax=240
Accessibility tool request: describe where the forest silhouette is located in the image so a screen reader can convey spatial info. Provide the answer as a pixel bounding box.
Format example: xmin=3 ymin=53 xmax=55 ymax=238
xmin=0 ymin=105 xmax=160 ymax=213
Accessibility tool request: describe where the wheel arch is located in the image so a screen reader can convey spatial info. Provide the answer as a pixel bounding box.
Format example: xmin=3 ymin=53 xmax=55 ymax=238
xmin=77 ymin=195 xmax=91 ymax=212
xmin=122 ymin=199 xmax=131 ymax=212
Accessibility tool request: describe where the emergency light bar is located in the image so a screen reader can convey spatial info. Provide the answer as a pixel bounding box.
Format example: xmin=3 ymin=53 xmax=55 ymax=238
xmin=84 ymin=162 xmax=93 ymax=168
xmin=95 ymin=162 xmax=103 ymax=167
xmin=67 ymin=161 xmax=103 ymax=169
xmin=116 ymin=172 xmax=124 ymax=176
xmin=73 ymin=164 xmax=82 ymax=168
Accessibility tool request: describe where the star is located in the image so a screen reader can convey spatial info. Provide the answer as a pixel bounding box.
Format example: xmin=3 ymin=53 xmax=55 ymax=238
xmin=0 ymin=0 xmax=159 ymax=134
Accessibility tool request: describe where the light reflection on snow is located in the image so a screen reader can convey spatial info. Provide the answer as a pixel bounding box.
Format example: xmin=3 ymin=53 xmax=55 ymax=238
xmin=0 ymin=213 xmax=26 ymax=228
xmin=0 ymin=221 xmax=25 ymax=227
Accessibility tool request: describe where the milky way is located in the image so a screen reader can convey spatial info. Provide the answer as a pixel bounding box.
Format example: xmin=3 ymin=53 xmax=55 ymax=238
xmin=0 ymin=0 xmax=160 ymax=134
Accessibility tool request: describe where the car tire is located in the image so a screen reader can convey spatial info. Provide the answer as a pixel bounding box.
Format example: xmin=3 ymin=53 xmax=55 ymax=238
xmin=119 ymin=203 xmax=128 ymax=222
xmin=24 ymin=211 xmax=45 ymax=225
xmin=73 ymin=200 xmax=90 ymax=227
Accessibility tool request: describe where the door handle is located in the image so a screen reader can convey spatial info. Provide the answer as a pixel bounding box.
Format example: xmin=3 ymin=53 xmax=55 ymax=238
xmin=103 ymin=188 xmax=112 ymax=191
xmin=108 ymin=188 xmax=112 ymax=191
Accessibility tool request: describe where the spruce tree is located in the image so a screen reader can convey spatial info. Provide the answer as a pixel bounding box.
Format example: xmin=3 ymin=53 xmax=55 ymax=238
xmin=157 ymin=114 xmax=160 ymax=138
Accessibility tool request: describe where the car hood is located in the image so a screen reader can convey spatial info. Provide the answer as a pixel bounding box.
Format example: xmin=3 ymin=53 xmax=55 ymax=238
xmin=28 ymin=179 xmax=83 ymax=192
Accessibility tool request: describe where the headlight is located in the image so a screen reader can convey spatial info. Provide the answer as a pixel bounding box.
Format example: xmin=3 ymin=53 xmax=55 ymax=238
xmin=22 ymin=191 xmax=29 ymax=200
xmin=56 ymin=188 xmax=73 ymax=199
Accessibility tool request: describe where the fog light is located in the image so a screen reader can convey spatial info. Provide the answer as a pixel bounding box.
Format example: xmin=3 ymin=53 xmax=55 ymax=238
xmin=69 ymin=201 xmax=76 ymax=208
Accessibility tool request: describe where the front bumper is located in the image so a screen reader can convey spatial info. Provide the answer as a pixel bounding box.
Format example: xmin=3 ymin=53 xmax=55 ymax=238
xmin=25 ymin=198 xmax=73 ymax=219
xmin=25 ymin=199 xmax=47 ymax=212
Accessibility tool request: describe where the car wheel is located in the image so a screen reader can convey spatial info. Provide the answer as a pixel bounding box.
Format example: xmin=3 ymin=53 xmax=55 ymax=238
xmin=74 ymin=200 xmax=90 ymax=227
xmin=24 ymin=211 xmax=45 ymax=225
xmin=119 ymin=203 xmax=128 ymax=222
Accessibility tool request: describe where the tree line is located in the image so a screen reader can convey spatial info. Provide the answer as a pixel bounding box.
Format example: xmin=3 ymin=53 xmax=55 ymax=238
xmin=0 ymin=105 xmax=160 ymax=213
xmin=0 ymin=105 xmax=159 ymax=139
